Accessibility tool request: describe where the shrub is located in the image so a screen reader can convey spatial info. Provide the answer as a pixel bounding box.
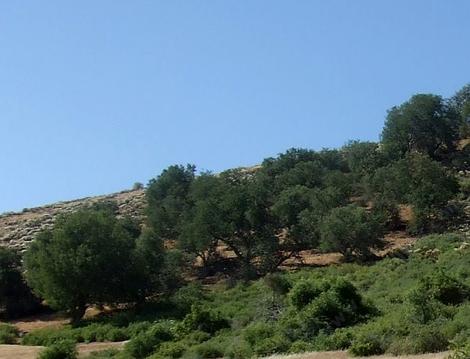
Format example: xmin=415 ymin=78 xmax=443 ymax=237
xmin=448 ymin=342 xmax=470 ymax=359
xmin=311 ymin=328 xmax=353 ymax=351
xmin=297 ymin=279 xmax=375 ymax=330
xmin=388 ymin=326 xmax=449 ymax=355
xmin=0 ymin=323 xmax=19 ymax=344
xmin=124 ymin=322 xmax=174 ymax=359
xmin=150 ymin=341 xmax=186 ymax=358
xmin=460 ymin=178 xmax=470 ymax=198
xmin=252 ymin=334 xmax=290 ymax=356
xmin=288 ymin=278 xmax=322 ymax=310
xmin=224 ymin=338 xmax=253 ymax=359
xmin=349 ymin=334 xmax=384 ymax=356
xmin=126 ymin=321 xmax=152 ymax=337
xmin=171 ymin=283 xmax=205 ymax=317
xmin=0 ymin=247 xmax=41 ymax=319
xmin=407 ymin=271 xmax=469 ymax=326
xmin=242 ymin=322 xmax=276 ymax=347
xmin=289 ymin=340 xmax=315 ymax=353
xmin=194 ymin=342 xmax=224 ymax=358
xmin=22 ymin=327 xmax=81 ymax=346
xmin=180 ymin=305 xmax=229 ymax=335
xmin=38 ymin=339 xmax=77 ymax=359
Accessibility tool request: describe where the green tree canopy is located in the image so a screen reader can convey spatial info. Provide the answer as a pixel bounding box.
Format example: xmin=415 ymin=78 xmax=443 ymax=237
xmin=146 ymin=164 xmax=195 ymax=241
xmin=24 ymin=209 xmax=146 ymax=322
xmin=0 ymin=247 xmax=40 ymax=319
xmin=319 ymin=204 xmax=384 ymax=260
xmin=371 ymin=154 xmax=458 ymax=232
xmin=381 ymin=94 xmax=460 ymax=160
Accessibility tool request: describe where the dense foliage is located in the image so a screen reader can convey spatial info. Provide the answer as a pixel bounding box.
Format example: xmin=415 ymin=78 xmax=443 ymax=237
xmin=0 ymin=247 xmax=40 ymax=319
xmin=23 ymin=207 xmax=169 ymax=322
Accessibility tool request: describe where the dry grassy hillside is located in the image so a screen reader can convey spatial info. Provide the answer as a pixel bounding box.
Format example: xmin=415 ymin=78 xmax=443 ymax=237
xmin=0 ymin=189 xmax=146 ymax=251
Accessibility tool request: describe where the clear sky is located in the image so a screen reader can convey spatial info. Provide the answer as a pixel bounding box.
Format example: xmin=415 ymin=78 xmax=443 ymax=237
xmin=1 ymin=1 xmax=469 ymax=212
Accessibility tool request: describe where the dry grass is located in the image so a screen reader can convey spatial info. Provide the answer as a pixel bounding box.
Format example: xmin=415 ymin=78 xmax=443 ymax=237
xmin=0 ymin=345 xmax=43 ymax=359
xmin=264 ymin=350 xmax=450 ymax=359
xmin=10 ymin=312 xmax=69 ymax=333
xmin=0 ymin=341 xmax=127 ymax=359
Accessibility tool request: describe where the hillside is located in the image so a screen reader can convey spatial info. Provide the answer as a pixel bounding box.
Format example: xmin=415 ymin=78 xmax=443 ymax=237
xmin=0 ymin=189 xmax=146 ymax=251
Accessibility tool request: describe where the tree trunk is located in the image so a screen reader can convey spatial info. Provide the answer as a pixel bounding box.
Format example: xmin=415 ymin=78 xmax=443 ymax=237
xmin=70 ymin=304 xmax=86 ymax=324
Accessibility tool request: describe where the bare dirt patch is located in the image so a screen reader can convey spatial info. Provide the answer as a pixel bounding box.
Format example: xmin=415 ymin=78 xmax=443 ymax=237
xmin=77 ymin=341 xmax=127 ymax=358
xmin=0 ymin=345 xmax=43 ymax=359
xmin=10 ymin=312 xmax=69 ymax=333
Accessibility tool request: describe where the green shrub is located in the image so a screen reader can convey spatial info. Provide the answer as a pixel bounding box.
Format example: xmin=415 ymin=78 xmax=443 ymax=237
xmin=224 ymin=338 xmax=253 ymax=359
xmin=349 ymin=334 xmax=384 ymax=356
xmin=124 ymin=322 xmax=174 ymax=359
xmin=448 ymin=342 xmax=470 ymax=359
xmin=22 ymin=327 xmax=81 ymax=346
xmin=80 ymin=324 xmax=129 ymax=343
xmin=0 ymin=323 xmax=19 ymax=344
xmin=460 ymin=178 xmax=470 ymax=197
xmin=38 ymin=339 xmax=77 ymax=359
xmin=388 ymin=325 xmax=449 ymax=355
xmin=150 ymin=341 xmax=186 ymax=358
xmin=171 ymin=283 xmax=205 ymax=317
xmin=311 ymin=328 xmax=354 ymax=351
xmin=252 ymin=334 xmax=290 ymax=356
xmin=288 ymin=278 xmax=322 ymax=310
xmin=194 ymin=342 xmax=224 ymax=358
xmin=0 ymin=247 xmax=41 ymax=319
xmin=242 ymin=322 xmax=275 ymax=346
xmin=126 ymin=321 xmax=152 ymax=337
xmin=180 ymin=305 xmax=229 ymax=335
xmin=289 ymin=340 xmax=315 ymax=353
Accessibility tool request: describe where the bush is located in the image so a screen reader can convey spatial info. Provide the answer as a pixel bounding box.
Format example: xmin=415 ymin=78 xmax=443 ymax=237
xmin=349 ymin=334 xmax=384 ymax=356
xmin=460 ymin=178 xmax=470 ymax=198
xmin=448 ymin=342 xmax=470 ymax=359
xmin=38 ymin=339 xmax=77 ymax=359
xmin=23 ymin=327 xmax=81 ymax=346
xmin=194 ymin=342 xmax=224 ymax=358
xmin=407 ymin=271 xmax=469 ymax=326
xmin=0 ymin=323 xmax=19 ymax=344
xmin=0 ymin=247 xmax=41 ymax=319
xmin=150 ymin=341 xmax=186 ymax=358
xmin=252 ymin=334 xmax=290 ymax=356
xmin=288 ymin=278 xmax=322 ymax=310
xmin=243 ymin=322 xmax=275 ymax=346
xmin=179 ymin=305 xmax=229 ymax=335
xmin=124 ymin=322 xmax=174 ymax=359
xmin=79 ymin=324 xmax=130 ymax=343
xmin=388 ymin=326 xmax=449 ymax=355
xmin=170 ymin=283 xmax=205 ymax=317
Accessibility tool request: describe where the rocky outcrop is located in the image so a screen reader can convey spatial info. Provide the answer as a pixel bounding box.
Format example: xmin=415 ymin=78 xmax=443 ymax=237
xmin=0 ymin=190 xmax=146 ymax=251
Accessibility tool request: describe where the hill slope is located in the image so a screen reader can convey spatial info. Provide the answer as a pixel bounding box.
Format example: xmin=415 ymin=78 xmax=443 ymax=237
xmin=0 ymin=189 xmax=146 ymax=251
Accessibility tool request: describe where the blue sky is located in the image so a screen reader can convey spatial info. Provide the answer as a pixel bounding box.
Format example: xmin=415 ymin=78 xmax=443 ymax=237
xmin=1 ymin=1 xmax=469 ymax=212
